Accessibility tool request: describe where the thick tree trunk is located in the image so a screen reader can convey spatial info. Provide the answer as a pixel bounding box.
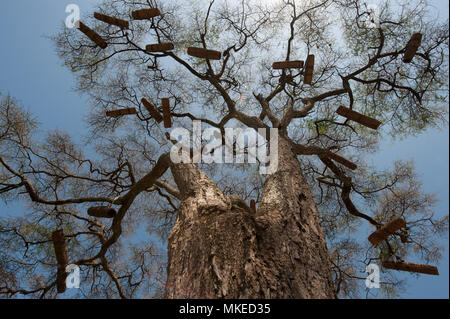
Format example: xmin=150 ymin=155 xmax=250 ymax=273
xmin=165 ymin=138 xmax=336 ymax=299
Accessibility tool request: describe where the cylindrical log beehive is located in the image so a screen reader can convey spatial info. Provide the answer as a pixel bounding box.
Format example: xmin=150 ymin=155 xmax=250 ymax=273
xmin=56 ymin=267 xmax=68 ymax=293
xmin=403 ymin=33 xmax=422 ymax=63
xmin=52 ymin=229 xmax=68 ymax=266
xmin=162 ymin=98 xmax=172 ymax=128
xmin=303 ymin=54 xmax=315 ymax=84
xmin=336 ymin=106 xmax=382 ymax=130
xmin=132 ymin=8 xmax=160 ymax=20
xmin=141 ymin=98 xmax=163 ymax=123
xmin=52 ymin=229 xmax=68 ymax=294
xmin=146 ymin=43 xmax=175 ymax=52
xmin=272 ymin=60 xmax=304 ymax=69
xmin=94 ymin=12 xmax=129 ymax=29
xmin=382 ymin=261 xmax=439 ymax=275
xmin=87 ymin=206 xmax=116 ymax=218
xmin=106 ymin=108 xmax=137 ymax=118
xmin=368 ymin=217 xmax=406 ymax=246
xmin=327 ymin=151 xmax=357 ymax=170
xmin=250 ymin=200 xmax=256 ymax=214
xmin=187 ymin=47 xmax=222 ymax=60
xmin=77 ymin=21 xmax=108 ymax=49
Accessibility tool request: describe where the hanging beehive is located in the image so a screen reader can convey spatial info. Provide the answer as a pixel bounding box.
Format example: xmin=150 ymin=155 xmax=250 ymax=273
xmin=52 ymin=229 xmax=69 ymax=294
xmin=382 ymin=261 xmax=439 ymax=275
xmin=52 ymin=229 xmax=68 ymax=267
xmin=187 ymin=47 xmax=222 ymax=60
xmin=250 ymin=200 xmax=256 ymax=214
xmin=132 ymin=8 xmax=160 ymax=20
xmin=327 ymin=151 xmax=357 ymax=170
xmin=77 ymin=21 xmax=108 ymax=49
xmin=303 ymin=54 xmax=315 ymax=84
xmin=87 ymin=206 xmax=116 ymax=218
xmin=141 ymin=98 xmax=163 ymax=123
xmin=106 ymin=108 xmax=137 ymax=118
xmin=336 ymin=106 xmax=382 ymax=130
xmin=94 ymin=12 xmax=129 ymax=29
xmin=146 ymin=43 xmax=175 ymax=52
xmin=272 ymin=60 xmax=304 ymax=70
xmin=368 ymin=217 xmax=406 ymax=246
xmin=56 ymin=267 xmax=68 ymax=293
xmin=161 ymin=98 xmax=172 ymax=128
xmin=403 ymin=33 xmax=422 ymax=63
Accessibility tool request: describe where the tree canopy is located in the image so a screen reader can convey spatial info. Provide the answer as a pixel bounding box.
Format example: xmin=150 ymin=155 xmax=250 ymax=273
xmin=0 ymin=0 xmax=448 ymax=298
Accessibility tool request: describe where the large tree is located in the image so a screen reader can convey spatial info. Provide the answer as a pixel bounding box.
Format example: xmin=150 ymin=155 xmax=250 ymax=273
xmin=0 ymin=0 xmax=448 ymax=298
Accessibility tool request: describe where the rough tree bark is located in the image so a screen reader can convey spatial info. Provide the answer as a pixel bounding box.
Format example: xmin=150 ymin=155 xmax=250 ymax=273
xmin=166 ymin=138 xmax=336 ymax=299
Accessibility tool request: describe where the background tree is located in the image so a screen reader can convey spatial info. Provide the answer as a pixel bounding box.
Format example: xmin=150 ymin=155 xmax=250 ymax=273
xmin=0 ymin=0 xmax=448 ymax=298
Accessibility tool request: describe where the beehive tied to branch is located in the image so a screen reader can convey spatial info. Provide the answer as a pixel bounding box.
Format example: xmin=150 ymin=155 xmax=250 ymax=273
xmin=56 ymin=268 xmax=68 ymax=293
xmin=272 ymin=60 xmax=304 ymax=70
xmin=106 ymin=108 xmax=137 ymax=118
xmin=250 ymin=200 xmax=256 ymax=214
xmin=187 ymin=47 xmax=222 ymax=60
xmin=336 ymin=106 xmax=382 ymax=130
xmin=382 ymin=261 xmax=439 ymax=275
xmin=303 ymin=54 xmax=315 ymax=84
xmin=146 ymin=43 xmax=175 ymax=52
xmin=52 ymin=229 xmax=69 ymax=293
xmin=52 ymin=229 xmax=68 ymax=266
xmin=368 ymin=217 xmax=406 ymax=246
xmin=77 ymin=21 xmax=107 ymax=49
xmin=141 ymin=98 xmax=163 ymax=123
xmin=94 ymin=12 xmax=129 ymax=29
xmin=327 ymin=151 xmax=357 ymax=170
xmin=162 ymin=98 xmax=172 ymax=128
xmin=88 ymin=206 xmax=116 ymax=219
xmin=132 ymin=8 xmax=160 ymax=20
xmin=403 ymin=33 xmax=422 ymax=63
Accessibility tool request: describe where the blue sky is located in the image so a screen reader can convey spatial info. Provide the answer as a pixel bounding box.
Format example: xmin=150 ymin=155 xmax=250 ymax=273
xmin=0 ymin=0 xmax=448 ymax=298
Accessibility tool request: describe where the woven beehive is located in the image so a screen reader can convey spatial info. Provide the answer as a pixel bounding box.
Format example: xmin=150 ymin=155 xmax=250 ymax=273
xmin=327 ymin=151 xmax=357 ymax=170
xmin=336 ymin=106 xmax=382 ymax=130
xmin=382 ymin=261 xmax=439 ymax=275
xmin=403 ymin=33 xmax=422 ymax=63
xmin=303 ymin=54 xmax=315 ymax=84
xmin=368 ymin=217 xmax=406 ymax=246
xmin=106 ymin=108 xmax=137 ymax=118
xmin=94 ymin=12 xmax=129 ymax=29
xmin=87 ymin=206 xmax=116 ymax=218
xmin=132 ymin=8 xmax=160 ymax=20
xmin=272 ymin=60 xmax=304 ymax=69
xmin=187 ymin=47 xmax=222 ymax=60
xmin=141 ymin=98 xmax=163 ymax=123
xmin=146 ymin=43 xmax=175 ymax=52
xmin=77 ymin=21 xmax=107 ymax=49
xmin=162 ymin=98 xmax=172 ymax=128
